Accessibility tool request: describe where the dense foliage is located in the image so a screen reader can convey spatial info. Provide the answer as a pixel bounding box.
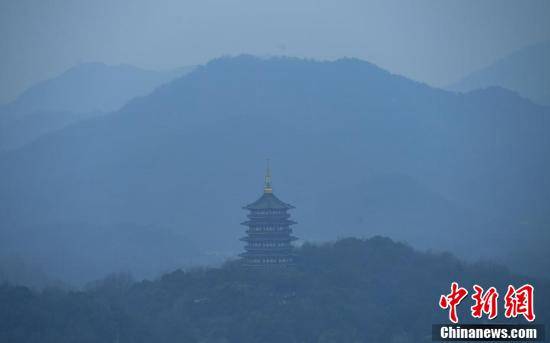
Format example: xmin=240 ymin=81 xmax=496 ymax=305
xmin=1 ymin=237 xmax=548 ymax=343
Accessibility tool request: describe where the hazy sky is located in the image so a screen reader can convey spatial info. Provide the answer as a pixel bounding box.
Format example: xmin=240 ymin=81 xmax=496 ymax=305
xmin=1 ymin=0 xmax=549 ymax=104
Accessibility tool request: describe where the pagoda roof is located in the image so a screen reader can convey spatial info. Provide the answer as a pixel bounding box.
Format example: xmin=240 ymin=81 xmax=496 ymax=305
xmin=243 ymin=192 xmax=294 ymax=210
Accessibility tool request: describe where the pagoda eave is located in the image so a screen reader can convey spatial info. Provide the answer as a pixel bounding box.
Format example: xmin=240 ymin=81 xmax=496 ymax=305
xmin=240 ymin=220 xmax=297 ymax=226
xmin=240 ymin=236 xmax=298 ymax=242
xmin=239 ymin=251 xmax=297 ymax=257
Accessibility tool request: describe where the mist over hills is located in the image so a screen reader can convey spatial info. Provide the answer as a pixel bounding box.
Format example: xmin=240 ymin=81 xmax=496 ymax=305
xmin=449 ymin=40 xmax=550 ymax=106
xmin=0 ymin=63 xmax=194 ymax=151
xmin=3 ymin=62 xmax=194 ymax=114
xmin=0 ymin=222 xmax=200 ymax=287
xmin=0 ymin=55 xmax=548 ymax=285
xmin=1 ymin=237 xmax=548 ymax=342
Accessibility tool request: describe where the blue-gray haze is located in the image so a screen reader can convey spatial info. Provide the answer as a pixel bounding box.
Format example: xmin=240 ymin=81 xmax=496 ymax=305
xmin=0 ymin=1 xmax=549 ymax=287
xmin=1 ymin=56 xmax=549 ymax=286
xmin=1 ymin=0 xmax=549 ymax=103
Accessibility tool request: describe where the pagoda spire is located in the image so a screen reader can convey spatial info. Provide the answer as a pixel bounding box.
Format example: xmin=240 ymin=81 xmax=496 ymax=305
xmin=264 ymin=159 xmax=272 ymax=194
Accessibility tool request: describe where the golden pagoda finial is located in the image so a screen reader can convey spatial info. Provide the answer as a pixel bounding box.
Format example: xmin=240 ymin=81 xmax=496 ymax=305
xmin=264 ymin=158 xmax=272 ymax=193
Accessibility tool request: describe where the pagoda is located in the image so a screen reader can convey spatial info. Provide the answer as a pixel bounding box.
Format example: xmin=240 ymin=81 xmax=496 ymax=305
xmin=240 ymin=162 xmax=297 ymax=266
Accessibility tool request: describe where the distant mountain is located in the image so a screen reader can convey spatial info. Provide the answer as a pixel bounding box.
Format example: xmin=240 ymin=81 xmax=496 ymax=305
xmin=314 ymin=173 xmax=501 ymax=255
xmin=3 ymin=62 xmax=195 ymax=114
xmin=0 ymin=254 xmax=59 ymax=290
xmin=0 ymin=63 xmax=194 ymax=151
xmin=0 ymin=55 xmax=548 ymax=285
xmin=449 ymin=41 xmax=550 ymax=106
xmin=0 ymin=222 xmax=202 ymax=286
xmin=0 ymin=109 xmax=102 ymax=152
xmin=1 ymin=237 xmax=548 ymax=342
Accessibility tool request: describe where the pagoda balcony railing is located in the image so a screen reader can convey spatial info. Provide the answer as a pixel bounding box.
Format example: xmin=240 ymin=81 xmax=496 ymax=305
xmin=244 ymin=245 xmax=293 ymax=251
xmin=241 ymin=219 xmax=297 ymax=226
xmin=241 ymin=258 xmax=294 ymax=265
xmin=243 ymin=232 xmax=297 ymax=238
xmin=245 ymin=226 xmax=292 ymax=235
xmin=239 ymin=251 xmax=295 ymax=260
xmin=245 ymin=227 xmax=292 ymax=233
xmin=243 ymin=229 xmax=294 ymax=235
xmin=240 ymin=235 xmax=298 ymax=242
xmin=247 ymin=209 xmax=289 ymax=214
xmin=247 ymin=213 xmax=290 ymax=220
xmin=240 ymin=251 xmax=297 ymax=257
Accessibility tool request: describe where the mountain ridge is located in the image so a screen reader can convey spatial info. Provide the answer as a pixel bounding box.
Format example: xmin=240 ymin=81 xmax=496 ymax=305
xmin=449 ymin=40 xmax=550 ymax=106
xmin=0 ymin=62 xmax=194 ymax=151
xmin=0 ymin=55 xmax=548 ymax=285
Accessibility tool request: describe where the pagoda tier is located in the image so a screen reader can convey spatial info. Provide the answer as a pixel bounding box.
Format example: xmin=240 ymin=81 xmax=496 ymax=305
xmin=240 ymin=164 xmax=297 ymax=267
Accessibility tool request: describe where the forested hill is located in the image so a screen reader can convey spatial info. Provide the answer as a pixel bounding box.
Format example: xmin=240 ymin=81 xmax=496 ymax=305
xmin=1 ymin=237 xmax=548 ymax=343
